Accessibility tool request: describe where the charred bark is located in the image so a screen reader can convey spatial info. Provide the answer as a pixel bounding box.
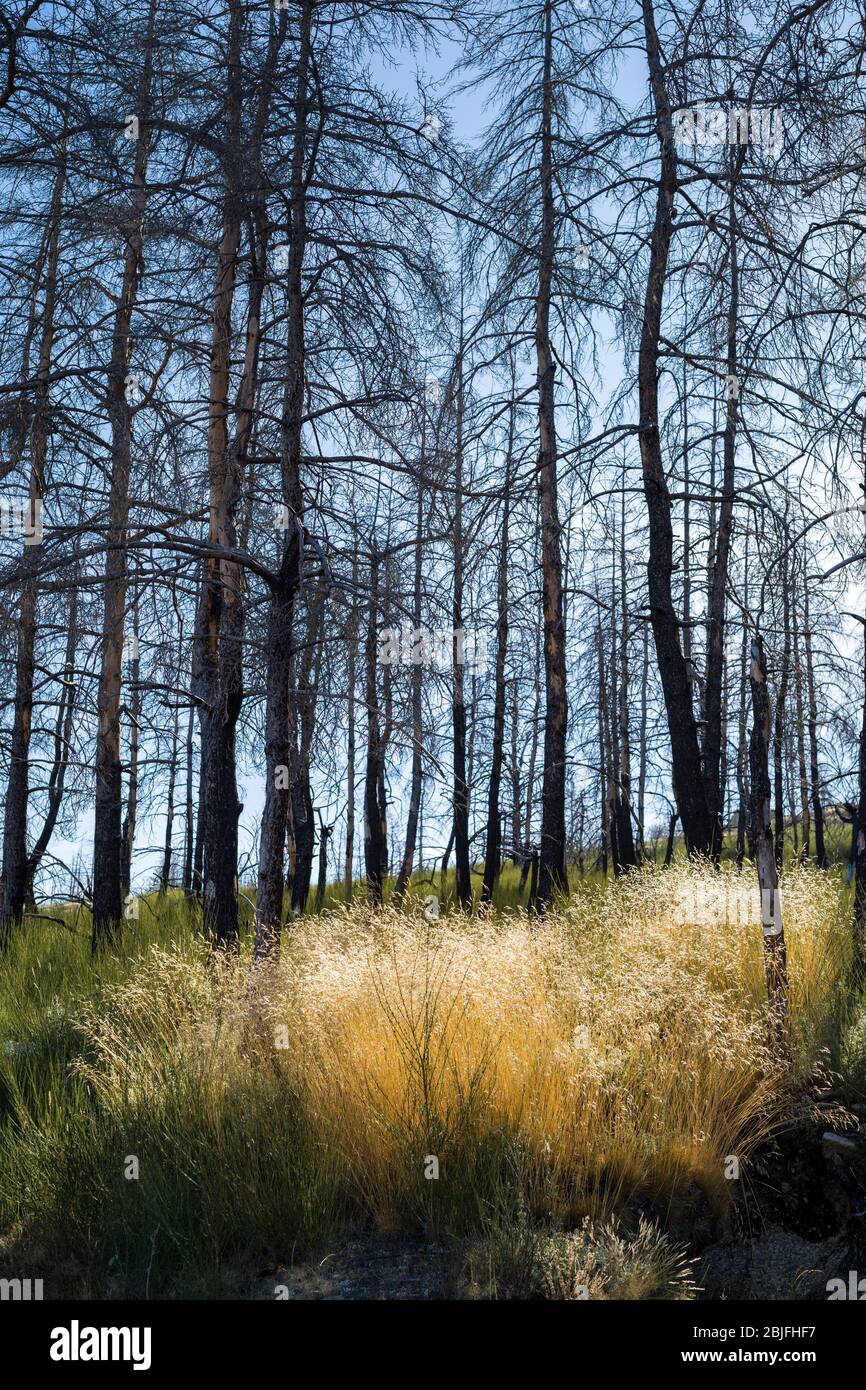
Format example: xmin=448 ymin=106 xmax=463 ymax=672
xmin=534 ymin=0 xmax=568 ymax=906
xmin=253 ymin=1 xmax=307 ymax=957
xmin=0 ymin=143 xmax=66 ymax=946
xmin=703 ymin=175 xmax=739 ymax=859
xmin=452 ymin=349 xmax=471 ymax=909
xmin=91 ymin=2 xmax=156 ymax=948
xmin=748 ymin=634 xmax=790 ymax=1047
xmin=638 ymin=0 xmax=712 ymax=855
xmin=119 ymin=598 xmax=141 ymax=900
xmin=363 ymin=552 xmax=388 ymax=903
xmin=803 ymin=585 xmax=826 ymax=868
xmin=481 ymin=450 xmax=511 ymax=905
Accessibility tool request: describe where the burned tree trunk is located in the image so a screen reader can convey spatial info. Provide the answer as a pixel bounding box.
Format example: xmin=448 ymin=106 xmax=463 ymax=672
xmin=0 ymin=148 xmax=65 ymax=947
xmin=524 ymin=630 xmax=541 ymax=856
xmin=803 ymin=585 xmax=827 ymax=868
xmin=637 ymin=620 xmax=649 ymax=859
xmin=735 ymin=621 xmax=749 ymax=870
xmin=194 ymin=3 xmax=289 ymax=954
xmin=481 ymin=457 xmax=511 ymax=905
xmin=734 ymin=530 xmax=751 ymax=870
xmin=253 ymin=1 xmax=306 ymax=958
xmin=663 ymin=811 xmax=678 ymax=867
xmin=597 ymin=618 xmax=609 ymax=876
xmin=452 ymin=349 xmax=472 ymax=909
xmin=364 ymin=552 xmax=388 ymax=904
xmin=773 ymin=550 xmax=791 ymax=871
xmin=748 ymin=634 xmax=790 ymax=1046
xmin=196 ymin=1 xmax=288 ymax=953
xmin=315 ymin=820 xmax=332 ymax=912
xmin=703 ymin=175 xmax=739 ymax=860
xmin=25 ymin=578 xmax=78 ymax=905
xmin=119 ymin=597 xmax=141 ymax=900
xmin=598 ymin=618 xmax=620 ymax=872
xmin=615 ymin=488 xmax=637 ymax=868
xmin=182 ymin=698 xmax=195 ymax=897
xmin=190 ymin=0 xmax=244 ymax=948
xmin=852 ymin=620 xmax=866 ymax=982
xmin=792 ymin=569 xmax=811 ymax=864
xmin=344 ymin=560 xmax=358 ymax=904
xmin=192 ymin=754 xmax=204 ymax=899
xmin=509 ymin=676 xmax=521 ymax=864
xmin=290 ymin=772 xmax=315 ymax=915
xmin=288 ymin=603 xmax=324 ymax=918
xmin=534 ymin=0 xmax=568 ymax=906
xmin=159 ymin=700 xmax=179 ymax=895
xmin=638 ymin=0 xmax=712 ymax=856
xmin=91 ymin=1 xmax=156 ymax=949
xmin=395 ymin=478 xmax=425 ymax=902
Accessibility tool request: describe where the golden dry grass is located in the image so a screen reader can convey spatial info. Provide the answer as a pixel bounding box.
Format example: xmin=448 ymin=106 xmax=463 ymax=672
xmin=81 ymin=866 xmax=850 ymax=1221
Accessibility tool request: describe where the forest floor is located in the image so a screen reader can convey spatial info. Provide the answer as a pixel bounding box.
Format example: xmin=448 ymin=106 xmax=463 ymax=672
xmin=1 ymin=860 xmax=866 ymax=1300
xmin=250 ymin=1238 xmax=457 ymax=1299
xmin=244 ymin=1228 xmax=851 ymax=1301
